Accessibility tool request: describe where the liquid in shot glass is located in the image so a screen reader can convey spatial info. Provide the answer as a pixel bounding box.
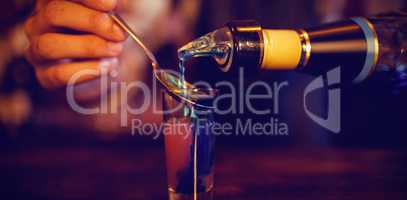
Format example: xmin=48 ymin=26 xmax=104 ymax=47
xmin=158 ymin=69 xmax=217 ymax=200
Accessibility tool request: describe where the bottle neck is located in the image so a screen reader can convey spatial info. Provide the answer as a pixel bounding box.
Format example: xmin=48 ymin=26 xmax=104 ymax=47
xmin=299 ymin=17 xmax=379 ymax=83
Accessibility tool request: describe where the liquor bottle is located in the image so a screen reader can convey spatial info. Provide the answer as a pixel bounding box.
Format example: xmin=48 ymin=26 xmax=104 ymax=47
xmin=178 ymin=11 xmax=407 ymax=84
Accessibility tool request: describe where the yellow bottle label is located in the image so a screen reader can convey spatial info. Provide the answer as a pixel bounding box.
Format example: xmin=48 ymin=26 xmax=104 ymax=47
xmin=261 ymin=30 xmax=302 ymax=70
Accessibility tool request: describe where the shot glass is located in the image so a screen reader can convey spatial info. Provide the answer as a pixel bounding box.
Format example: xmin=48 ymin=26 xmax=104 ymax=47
xmin=161 ymin=78 xmax=216 ymax=200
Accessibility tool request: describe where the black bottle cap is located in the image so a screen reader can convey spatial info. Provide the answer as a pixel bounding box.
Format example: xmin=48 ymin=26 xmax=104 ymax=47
xmin=224 ymin=20 xmax=263 ymax=75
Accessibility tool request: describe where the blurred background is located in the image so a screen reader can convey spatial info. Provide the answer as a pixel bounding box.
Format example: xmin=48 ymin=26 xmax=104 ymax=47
xmin=0 ymin=0 xmax=406 ymax=199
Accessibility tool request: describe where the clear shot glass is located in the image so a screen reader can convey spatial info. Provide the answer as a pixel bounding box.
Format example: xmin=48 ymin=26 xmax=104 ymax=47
xmin=158 ymin=70 xmax=217 ymax=200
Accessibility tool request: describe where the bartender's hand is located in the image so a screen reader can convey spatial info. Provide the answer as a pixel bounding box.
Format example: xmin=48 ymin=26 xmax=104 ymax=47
xmin=25 ymin=0 xmax=127 ymax=89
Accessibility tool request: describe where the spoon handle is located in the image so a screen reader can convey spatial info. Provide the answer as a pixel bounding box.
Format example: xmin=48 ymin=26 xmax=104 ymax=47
xmin=109 ymin=13 xmax=159 ymax=67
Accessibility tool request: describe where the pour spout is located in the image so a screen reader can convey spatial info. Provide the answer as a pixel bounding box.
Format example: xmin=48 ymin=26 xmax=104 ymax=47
xmin=178 ymin=27 xmax=234 ymax=69
xmin=177 ymin=34 xmax=223 ymax=60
